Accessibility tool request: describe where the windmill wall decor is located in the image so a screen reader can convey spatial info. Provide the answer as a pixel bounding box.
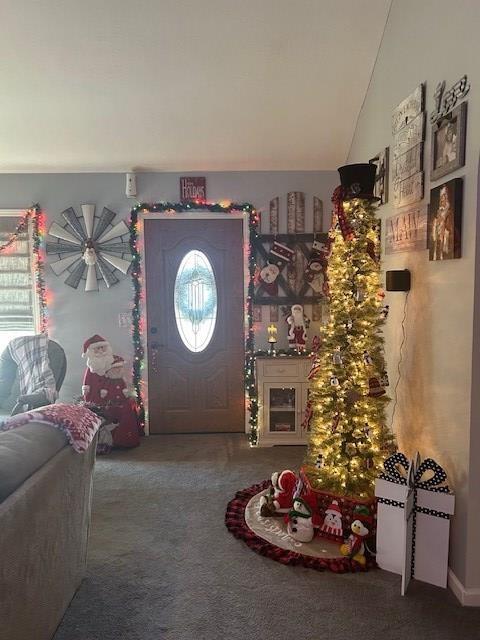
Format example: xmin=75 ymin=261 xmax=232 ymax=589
xmin=46 ymin=205 xmax=132 ymax=291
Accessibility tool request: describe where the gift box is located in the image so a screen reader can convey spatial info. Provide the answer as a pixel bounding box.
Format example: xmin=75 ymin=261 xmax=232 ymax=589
xmin=375 ymin=452 xmax=454 ymax=594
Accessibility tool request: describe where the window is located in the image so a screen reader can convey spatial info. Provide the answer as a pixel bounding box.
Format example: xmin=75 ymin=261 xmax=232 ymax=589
xmin=0 ymin=211 xmax=40 ymax=353
xmin=174 ymin=250 xmax=217 ymax=353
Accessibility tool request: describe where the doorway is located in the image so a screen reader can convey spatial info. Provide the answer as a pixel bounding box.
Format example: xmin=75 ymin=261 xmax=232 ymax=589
xmin=144 ymin=217 xmax=245 ymax=433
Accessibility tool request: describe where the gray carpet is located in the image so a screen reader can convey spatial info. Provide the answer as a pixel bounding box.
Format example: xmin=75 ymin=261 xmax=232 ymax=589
xmin=54 ymin=434 xmax=480 ymax=640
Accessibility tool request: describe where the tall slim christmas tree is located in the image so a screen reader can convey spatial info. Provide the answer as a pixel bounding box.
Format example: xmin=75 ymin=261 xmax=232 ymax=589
xmin=305 ymin=164 xmax=394 ymax=498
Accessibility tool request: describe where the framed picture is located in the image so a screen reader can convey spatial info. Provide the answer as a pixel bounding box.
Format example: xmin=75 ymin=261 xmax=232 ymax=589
xmin=431 ymin=102 xmax=467 ymax=181
xmin=428 ymin=178 xmax=463 ymax=261
xmin=369 ymin=147 xmax=389 ymax=205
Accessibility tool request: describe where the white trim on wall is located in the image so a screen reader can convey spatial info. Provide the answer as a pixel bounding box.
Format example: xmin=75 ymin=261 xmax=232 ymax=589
xmin=448 ymin=568 xmax=480 ymax=606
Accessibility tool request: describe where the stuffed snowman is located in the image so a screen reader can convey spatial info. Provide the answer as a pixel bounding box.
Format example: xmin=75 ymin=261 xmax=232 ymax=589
xmin=340 ymin=519 xmax=369 ymax=566
xmin=320 ymin=500 xmax=343 ymax=537
xmin=285 ymin=497 xmax=317 ymax=543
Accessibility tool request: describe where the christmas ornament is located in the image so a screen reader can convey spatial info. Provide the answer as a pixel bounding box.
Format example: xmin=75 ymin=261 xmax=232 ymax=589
xmin=368 ymin=376 xmax=386 ymax=397
xmin=355 ymin=288 xmax=365 ymax=302
xmin=47 ymin=205 xmax=131 ymax=291
xmin=345 ymin=388 xmax=361 ymax=405
xmin=332 ymin=348 xmax=343 ymax=365
xmin=380 ymin=372 xmax=390 ymax=387
xmin=363 ymin=423 xmax=371 ymax=438
xmin=331 ymin=414 xmax=340 ymax=433
xmin=339 ymin=519 xmax=369 ymax=566
xmin=315 ymin=453 xmax=324 ymax=469
xmin=381 ymin=305 xmax=390 ymax=320
xmin=311 ymin=335 xmax=321 ymax=352
xmin=345 ymin=442 xmax=357 ymax=456
xmin=320 ymin=500 xmax=343 ymax=538
xmin=363 ymin=350 xmax=373 ymax=365
xmin=366 ymin=238 xmax=378 ymax=262
xmin=257 ymin=240 xmax=294 ymax=296
xmin=330 ymin=376 xmax=340 ymax=387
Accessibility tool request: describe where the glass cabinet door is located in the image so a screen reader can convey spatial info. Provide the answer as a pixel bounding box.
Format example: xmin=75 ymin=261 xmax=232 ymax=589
xmin=265 ymin=384 xmax=301 ymax=434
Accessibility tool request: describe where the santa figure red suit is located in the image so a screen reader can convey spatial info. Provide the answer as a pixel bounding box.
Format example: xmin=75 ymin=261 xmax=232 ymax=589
xmin=82 ymin=334 xmax=114 ymax=404
xmin=82 ymin=336 xmax=140 ymax=448
xmin=103 ymin=355 xmax=140 ymax=448
xmin=286 ymin=304 xmax=308 ymax=351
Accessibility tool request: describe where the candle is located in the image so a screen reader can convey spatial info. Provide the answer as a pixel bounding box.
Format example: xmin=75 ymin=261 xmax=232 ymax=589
xmin=268 ymin=324 xmax=277 ymax=343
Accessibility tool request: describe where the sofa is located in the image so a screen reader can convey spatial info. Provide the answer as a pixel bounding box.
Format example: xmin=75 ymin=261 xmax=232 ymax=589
xmin=0 ymin=421 xmax=96 ymax=640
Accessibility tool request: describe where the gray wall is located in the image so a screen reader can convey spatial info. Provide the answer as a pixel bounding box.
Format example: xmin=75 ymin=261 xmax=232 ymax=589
xmin=0 ymin=170 xmax=337 ymax=401
xmin=348 ymin=0 xmax=480 ymax=590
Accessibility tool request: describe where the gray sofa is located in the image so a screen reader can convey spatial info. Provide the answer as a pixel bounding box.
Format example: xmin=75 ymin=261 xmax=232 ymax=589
xmin=0 ymin=421 xmax=96 ymax=640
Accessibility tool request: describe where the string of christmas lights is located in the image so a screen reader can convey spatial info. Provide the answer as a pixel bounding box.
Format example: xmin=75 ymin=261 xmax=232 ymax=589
xmin=128 ymin=201 xmax=259 ymax=438
xmin=0 ymin=204 xmax=48 ymax=334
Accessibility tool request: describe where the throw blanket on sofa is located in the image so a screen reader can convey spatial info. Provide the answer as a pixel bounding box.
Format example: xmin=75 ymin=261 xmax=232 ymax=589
xmin=0 ymin=403 xmax=102 ymax=453
xmin=8 ymin=335 xmax=58 ymax=403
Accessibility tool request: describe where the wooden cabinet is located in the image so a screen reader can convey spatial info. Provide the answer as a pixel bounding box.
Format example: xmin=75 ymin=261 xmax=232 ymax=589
xmin=256 ymin=356 xmax=311 ymax=446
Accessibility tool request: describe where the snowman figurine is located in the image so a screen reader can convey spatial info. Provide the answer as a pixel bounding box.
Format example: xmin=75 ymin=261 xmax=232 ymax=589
xmin=285 ymin=497 xmax=317 ymax=543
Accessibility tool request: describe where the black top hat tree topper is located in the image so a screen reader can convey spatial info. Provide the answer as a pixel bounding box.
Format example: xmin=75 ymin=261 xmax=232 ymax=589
xmin=338 ymin=163 xmax=381 ymax=201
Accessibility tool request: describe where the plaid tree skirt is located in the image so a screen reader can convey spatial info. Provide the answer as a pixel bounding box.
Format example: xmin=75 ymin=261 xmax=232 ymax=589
xmin=225 ymin=480 xmax=376 ymax=573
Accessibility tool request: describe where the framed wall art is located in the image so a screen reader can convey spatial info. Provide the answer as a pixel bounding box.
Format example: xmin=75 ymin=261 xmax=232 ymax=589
xmin=428 ymin=178 xmax=463 ymax=261
xmin=430 ymin=102 xmax=467 ymax=182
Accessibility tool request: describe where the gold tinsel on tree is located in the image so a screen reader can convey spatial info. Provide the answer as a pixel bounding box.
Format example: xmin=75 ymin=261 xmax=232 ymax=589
xmin=305 ymin=190 xmax=395 ymax=498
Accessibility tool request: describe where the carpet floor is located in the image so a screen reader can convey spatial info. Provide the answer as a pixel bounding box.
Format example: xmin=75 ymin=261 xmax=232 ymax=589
xmin=54 ymin=434 xmax=480 ymax=640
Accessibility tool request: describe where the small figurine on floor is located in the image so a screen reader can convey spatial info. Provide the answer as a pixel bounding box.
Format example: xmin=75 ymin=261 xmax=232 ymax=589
xmin=103 ymin=355 xmax=140 ymax=448
xmin=320 ymin=500 xmax=343 ymax=538
xmin=340 ymin=519 xmax=369 ymax=566
xmin=259 ymin=469 xmax=297 ymax=516
xmin=285 ymin=497 xmax=319 ymax=543
xmin=82 ymin=335 xmax=114 ymax=405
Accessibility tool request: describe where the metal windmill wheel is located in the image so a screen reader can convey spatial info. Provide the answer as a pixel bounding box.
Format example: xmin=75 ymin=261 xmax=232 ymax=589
xmin=46 ymin=205 xmax=132 ymax=291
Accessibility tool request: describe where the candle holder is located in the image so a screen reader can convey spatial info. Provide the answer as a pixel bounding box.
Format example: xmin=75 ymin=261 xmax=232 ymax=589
xmin=267 ymin=323 xmax=277 ymax=356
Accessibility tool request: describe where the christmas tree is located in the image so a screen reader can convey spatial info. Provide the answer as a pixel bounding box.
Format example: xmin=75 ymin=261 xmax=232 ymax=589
xmin=305 ymin=167 xmax=394 ymax=498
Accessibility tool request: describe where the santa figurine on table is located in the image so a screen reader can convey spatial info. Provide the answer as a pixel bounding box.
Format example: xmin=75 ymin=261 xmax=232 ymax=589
xmin=286 ymin=304 xmax=309 ymax=352
xmin=103 ymin=355 xmax=140 ymax=448
xmin=82 ymin=334 xmax=114 ymax=404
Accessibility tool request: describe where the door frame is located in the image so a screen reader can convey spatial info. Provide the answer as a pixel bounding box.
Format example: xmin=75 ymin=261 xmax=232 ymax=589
xmin=138 ymin=211 xmax=249 ymax=435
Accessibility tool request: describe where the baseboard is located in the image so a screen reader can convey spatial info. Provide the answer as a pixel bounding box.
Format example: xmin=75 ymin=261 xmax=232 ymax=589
xmin=448 ymin=568 xmax=480 ymax=606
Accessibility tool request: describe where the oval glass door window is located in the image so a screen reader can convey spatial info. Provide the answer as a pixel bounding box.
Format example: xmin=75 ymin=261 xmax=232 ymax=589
xmin=174 ymin=250 xmax=217 ymax=352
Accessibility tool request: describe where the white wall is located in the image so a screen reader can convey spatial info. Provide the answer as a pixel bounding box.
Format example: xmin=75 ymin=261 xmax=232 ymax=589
xmin=348 ymin=0 xmax=480 ymax=591
xmin=0 ymin=170 xmax=336 ymax=399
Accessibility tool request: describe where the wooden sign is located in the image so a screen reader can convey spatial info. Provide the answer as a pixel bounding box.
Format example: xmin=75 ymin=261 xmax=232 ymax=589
xmin=180 ymin=177 xmax=206 ymax=203
xmin=385 ymin=205 xmax=428 ymax=254
xmin=393 ymin=112 xmax=425 ymax=157
xmin=393 ymin=143 xmax=423 ymax=183
xmin=269 ymin=197 xmax=279 ymax=234
xmin=392 ymin=84 xmax=425 ymax=135
xmin=313 ymin=197 xmax=324 ymax=232
xmin=393 ymin=172 xmax=424 ymax=209
xmin=287 ymin=192 xmax=305 ymax=233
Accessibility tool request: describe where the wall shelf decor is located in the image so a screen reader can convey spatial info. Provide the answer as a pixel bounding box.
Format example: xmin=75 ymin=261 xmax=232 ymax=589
xmin=253 ymin=232 xmax=329 ymax=305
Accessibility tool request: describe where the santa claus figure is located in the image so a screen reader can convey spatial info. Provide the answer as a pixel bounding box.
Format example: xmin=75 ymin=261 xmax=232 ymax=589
xmin=103 ymin=355 xmax=140 ymax=448
xmin=82 ymin=334 xmax=114 ymax=404
xmin=286 ymin=304 xmax=308 ymax=351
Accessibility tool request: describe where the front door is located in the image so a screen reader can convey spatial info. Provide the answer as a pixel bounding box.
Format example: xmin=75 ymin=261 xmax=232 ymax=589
xmin=144 ymin=217 xmax=245 ymax=433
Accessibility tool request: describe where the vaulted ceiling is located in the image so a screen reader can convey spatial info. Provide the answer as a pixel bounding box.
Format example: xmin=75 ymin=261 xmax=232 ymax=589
xmin=1 ymin=0 xmax=391 ymax=172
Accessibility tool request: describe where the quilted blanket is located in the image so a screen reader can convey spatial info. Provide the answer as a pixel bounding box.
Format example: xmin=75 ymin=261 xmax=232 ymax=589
xmin=0 ymin=403 xmax=102 ymax=453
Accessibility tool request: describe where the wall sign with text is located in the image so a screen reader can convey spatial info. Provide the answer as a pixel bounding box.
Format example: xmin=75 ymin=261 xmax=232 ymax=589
xmin=180 ymin=177 xmax=207 ymax=203
xmin=385 ymin=205 xmax=428 ymax=255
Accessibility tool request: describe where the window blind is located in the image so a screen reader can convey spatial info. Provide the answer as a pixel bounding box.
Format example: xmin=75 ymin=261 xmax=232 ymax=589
xmin=0 ymin=216 xmax=35 ymax=331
